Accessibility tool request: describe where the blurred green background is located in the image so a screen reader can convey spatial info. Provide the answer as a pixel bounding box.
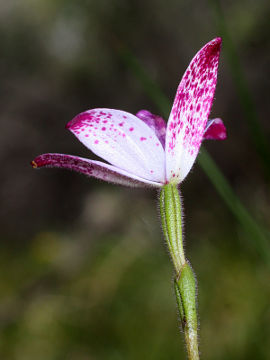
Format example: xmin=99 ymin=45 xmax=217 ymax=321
xmin=0 ymin=0 xmax=270 ymax=359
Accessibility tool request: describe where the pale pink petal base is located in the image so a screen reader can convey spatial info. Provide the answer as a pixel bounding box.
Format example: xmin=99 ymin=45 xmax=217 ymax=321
xmin=165 ymin=37 xmax=222 ymax=183
xmin=204 ymin=118 xmax=227 ymax=140
xmin=31 ymin=154 xmax=162 ymax=188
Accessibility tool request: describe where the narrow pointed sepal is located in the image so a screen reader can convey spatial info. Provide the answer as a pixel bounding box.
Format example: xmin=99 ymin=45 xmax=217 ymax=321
xmin=31 ymin=153 xmax=162 ymax=188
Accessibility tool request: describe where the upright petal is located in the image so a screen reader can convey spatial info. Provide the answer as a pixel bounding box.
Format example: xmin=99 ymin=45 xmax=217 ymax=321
xmin=31 ymin=154 xmax=162 ymax=187
xmin=203 ymin=118 xmax=227 ymax=140
xmin=136 ymin=110 xmax=167 ymax=148
xmin=165 ymin=38 xmax=222 ymax=183
xmin=66 ymin=109 xmax=165 ymax=183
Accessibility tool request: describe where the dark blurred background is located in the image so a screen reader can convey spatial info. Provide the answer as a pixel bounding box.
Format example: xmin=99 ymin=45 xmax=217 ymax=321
xmin=0 ymin=0 xmax=270 ymax=359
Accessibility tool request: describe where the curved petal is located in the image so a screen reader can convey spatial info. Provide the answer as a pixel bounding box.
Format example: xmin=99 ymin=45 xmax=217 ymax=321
xmin=66 ymin=109 xmax=165 ymax=183
xmin=165 ymin=38 xmax=222 ymax=183
xmin=31 ymin=154 xmax=162 ymax=188
xmin=136 ymin=110 xmax=166 ymax=148
xmin=203 ymin=118 xmax=227 ymax=140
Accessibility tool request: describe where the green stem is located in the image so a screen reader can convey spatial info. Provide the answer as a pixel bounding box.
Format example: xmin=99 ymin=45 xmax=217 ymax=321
xmin=159 ymin=184 xmax=185 ymax=272
xmin=160 ymin=184 xmax=199 ymax=360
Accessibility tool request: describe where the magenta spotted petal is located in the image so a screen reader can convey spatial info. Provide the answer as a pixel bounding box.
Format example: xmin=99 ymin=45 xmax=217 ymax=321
xmin=165 ymin=37 xmax=222 ymax=183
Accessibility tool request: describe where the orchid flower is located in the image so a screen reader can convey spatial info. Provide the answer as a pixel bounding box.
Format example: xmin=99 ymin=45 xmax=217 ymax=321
xmin=32 ymin=38 xmax=226 ymax=188
xmin=32 ymin=38 xmax=226 ymax=360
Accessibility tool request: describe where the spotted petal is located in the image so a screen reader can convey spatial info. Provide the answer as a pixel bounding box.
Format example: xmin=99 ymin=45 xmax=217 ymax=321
xmin=165 ymin=38 xmax=222 ymax=183
xmin=204 ymin=118 xmax=227 ymax=140
xmin=31 ymin=154 xmax=162 ymax=187
xmin=66 ymin=109 xmax=165 ymax=183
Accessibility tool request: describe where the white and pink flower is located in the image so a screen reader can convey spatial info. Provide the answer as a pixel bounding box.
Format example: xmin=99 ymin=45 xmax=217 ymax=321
xmin=32 ymin=38 xmax=226 ymax=187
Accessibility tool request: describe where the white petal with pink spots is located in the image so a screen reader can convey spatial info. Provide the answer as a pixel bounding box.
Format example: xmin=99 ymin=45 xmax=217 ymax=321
xmin=165 ymin=38 xmax=221 ymax=183
xmin=67 ymin=109 xmax=165 ymax=183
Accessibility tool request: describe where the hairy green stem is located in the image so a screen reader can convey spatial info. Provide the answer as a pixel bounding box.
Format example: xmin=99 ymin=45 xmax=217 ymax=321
xmin=160 ymin=184 xmax=199 ymax=360
xmin=159 ymin=184 xmax=185 ymax=272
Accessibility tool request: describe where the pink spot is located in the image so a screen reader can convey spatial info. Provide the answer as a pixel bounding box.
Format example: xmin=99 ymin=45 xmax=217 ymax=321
xmin=102 ymin=127 xmax=106 ymax=131
xmin=140 ymin=137 xmax=147 ymax=141
xmin=150 ymin=170 xmax=154 ymax=174
xmin=129 ymin=127 xmax=134 ymax=132
xmin=94 ymin=140 xmax=99 ymax=144
xmin=119 ymin=122 xmax=124 ymax=127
